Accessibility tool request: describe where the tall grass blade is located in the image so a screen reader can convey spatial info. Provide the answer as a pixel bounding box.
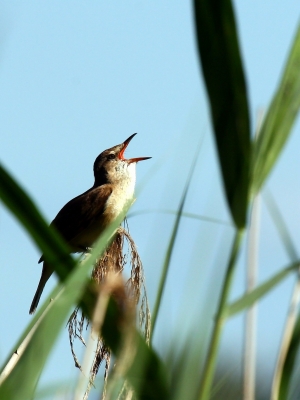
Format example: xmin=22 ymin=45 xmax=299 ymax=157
xmin=193 ymin=0 xmax=251 ymax=228
xmin=243 ymin=196 xmax=261 ymax=400
xmin=252 ymin=23 xmax=300 ymax=194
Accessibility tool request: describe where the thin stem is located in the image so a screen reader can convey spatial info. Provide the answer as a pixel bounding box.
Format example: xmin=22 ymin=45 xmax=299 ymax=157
xmin=198 ymin=229 xmax=244 ymax=400
xmin=243 ymin=196 xmax=261 ymax=400
xmin=243 ymin=109 xmax=263 ymax=400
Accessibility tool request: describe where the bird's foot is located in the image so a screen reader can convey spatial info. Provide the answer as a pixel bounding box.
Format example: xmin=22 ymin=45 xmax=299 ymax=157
xmin=81 ymin=246 xmax=92 ymax=254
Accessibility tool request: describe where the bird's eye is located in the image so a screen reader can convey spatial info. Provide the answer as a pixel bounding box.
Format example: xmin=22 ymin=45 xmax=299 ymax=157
xmin=107 ymin=153 xmax=115 ymax=160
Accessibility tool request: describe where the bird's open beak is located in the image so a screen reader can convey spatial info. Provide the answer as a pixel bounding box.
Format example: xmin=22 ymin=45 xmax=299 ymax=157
xmin=118 ymin=133 xmax=151 ymax=163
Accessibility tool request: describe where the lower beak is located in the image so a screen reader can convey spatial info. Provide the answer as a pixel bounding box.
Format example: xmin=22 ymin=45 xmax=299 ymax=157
xmin=128 ymin=156 xmax=152 ymax=164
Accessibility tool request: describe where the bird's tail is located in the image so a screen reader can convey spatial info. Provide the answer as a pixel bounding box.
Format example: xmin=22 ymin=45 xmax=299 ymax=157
xmin=29 ymin=262 xmax=52 ymax=314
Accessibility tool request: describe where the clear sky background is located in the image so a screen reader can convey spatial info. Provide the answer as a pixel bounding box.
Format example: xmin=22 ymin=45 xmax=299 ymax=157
xmin=0 ymin=1 xmax=300 ymax=398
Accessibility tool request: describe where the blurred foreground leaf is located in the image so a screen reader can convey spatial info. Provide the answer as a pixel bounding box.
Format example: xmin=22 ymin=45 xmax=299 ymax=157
xmin=193 ymin=0 xmax=251 ymax=228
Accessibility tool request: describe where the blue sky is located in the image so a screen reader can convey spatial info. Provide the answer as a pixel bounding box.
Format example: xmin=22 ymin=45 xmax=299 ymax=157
xmin=1 ymin=1 xmax=300 ymax=397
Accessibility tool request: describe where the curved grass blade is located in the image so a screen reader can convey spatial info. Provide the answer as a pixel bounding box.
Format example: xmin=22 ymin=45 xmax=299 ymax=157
xmin=252 ymin=23 xmax=300 ymax=194
xmin=226 ymin=262 xmax=300 ymax=317
xmin=193 ymin=0 xmax=251 ymax=228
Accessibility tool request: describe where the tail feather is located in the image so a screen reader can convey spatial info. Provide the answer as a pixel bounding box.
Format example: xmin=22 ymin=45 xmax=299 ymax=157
xmin=29 ymin=262 xmax=52 ymax=314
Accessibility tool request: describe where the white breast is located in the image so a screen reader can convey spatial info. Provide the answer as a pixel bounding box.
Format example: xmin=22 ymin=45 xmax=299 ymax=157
xmin=104 ymin=162 xmax=136 ymax=219
xmin=71 ymin=163 xmax=136 ymax=250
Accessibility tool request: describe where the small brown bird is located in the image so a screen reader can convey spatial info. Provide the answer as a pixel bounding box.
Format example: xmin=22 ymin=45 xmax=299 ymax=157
xmin=29 ymin=133 xmax=151 ymax=314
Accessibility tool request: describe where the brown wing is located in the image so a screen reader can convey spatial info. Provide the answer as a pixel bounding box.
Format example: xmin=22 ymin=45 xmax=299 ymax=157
xmin=38 ymin=184 xmax=112 ymax=263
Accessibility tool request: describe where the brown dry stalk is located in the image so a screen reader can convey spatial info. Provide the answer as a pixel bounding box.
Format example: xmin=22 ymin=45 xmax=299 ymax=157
xmin=67 ymin=226 xmax=150 ymax=400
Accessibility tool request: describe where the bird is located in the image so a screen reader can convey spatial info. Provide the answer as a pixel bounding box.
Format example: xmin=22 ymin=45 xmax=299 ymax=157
xmin=29 ymin=133 xmax=151 ymax=314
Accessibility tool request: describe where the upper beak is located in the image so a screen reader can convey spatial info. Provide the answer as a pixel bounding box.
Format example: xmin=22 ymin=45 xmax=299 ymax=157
xmin=118 ymin=133 xmax=151 ymax=163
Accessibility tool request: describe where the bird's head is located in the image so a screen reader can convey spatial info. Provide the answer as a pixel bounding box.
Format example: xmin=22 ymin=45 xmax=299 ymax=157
xmin=93 ymin=133 xmax=151 ymax=186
